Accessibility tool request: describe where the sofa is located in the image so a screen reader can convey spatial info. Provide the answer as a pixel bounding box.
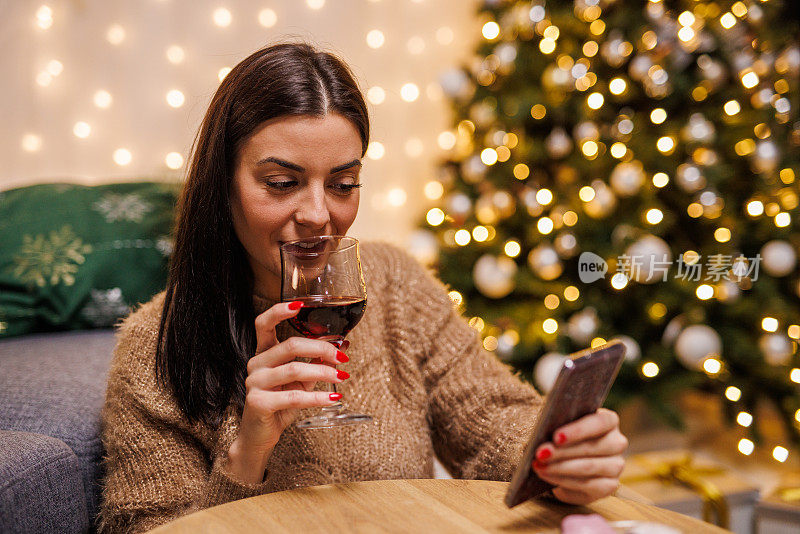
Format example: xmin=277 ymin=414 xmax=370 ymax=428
xmin=0 ymin=330 xmax=117 ymax=533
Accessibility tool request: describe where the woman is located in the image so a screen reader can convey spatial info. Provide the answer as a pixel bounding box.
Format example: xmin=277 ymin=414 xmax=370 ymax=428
xmin=99 ymin=42 xmax=627 ymax=533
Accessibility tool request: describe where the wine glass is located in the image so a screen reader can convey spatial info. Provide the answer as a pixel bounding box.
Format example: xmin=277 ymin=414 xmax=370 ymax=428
xmin=280 ymin=235 xmax=372 ymax=429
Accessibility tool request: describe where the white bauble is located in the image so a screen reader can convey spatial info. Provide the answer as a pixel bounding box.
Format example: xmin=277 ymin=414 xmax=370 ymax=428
xmin=674 ymin=325 xmax=722 ymax=370
xmin=534 ymin=352 xmax=568 ymax=393
xmin=759 ymin=333 xmax=794 ymax=366
xmin=545 ymin=128 xmax=573 ymax=159
xmin=446 ymin=192 xmax=472 ymax=218
xmin=528 ymin=244 xmax=563 ymax=280
xmin=473 ymin=254 xmax=517 ymax=299
xmin=613 ymin=335 xmax=642 ymax=362
xmin=439 ymin=68 xmax=472 ymax=99
xmin=676 ymin=163 xmax=707 ymax=193
xmin=584 ymin=181 xmax=617 ymax=219
xmin=760 ymin=240 xmax=797 ymax=277
xmin=407 ymin=230 xmax=439 ymax=266
xmin=752 ymin=140 xmax=780 ymax=174
xmin=567 ymin=308 xmax=599 ymax=345
xmin=682 ymin=113 xmax=716 ymax=144
xmin=625 ymin=235 xmax=673 ymax=284
xmin=610 ymin=161 xmax=646 ymax=197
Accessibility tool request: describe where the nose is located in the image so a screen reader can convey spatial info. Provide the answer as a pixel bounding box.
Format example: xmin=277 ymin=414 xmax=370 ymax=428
xmin=294 ymin=183 xmax=331 ymax=230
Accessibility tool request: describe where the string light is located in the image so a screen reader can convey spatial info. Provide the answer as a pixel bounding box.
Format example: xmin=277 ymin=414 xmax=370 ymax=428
xmin=426 ymin=208 xmax=445 ymax=226
xmin=650 ymin=108 xmax=667 ymax=124
xmin=166 ymin=45 xmax=185 ymax=64
xmin=773 ymin=447 xmax=789 ymax=463
xmin=611 ymin=273 xmax=629 ymax=290
xmin=21 ymin=134 xmax=42 ymax=152
xmin=166 ymin=89 xmax=185 ymax=108
xmin=738 ymin=439 xmax=754 ymax=455
xmin=645 ymin=208 xmax=663 ymax=224
xmin=724 ymin=100 xmax=741 ymax=115
xmin=736 ymin=411 xmax=753 ymax=427
xmin=72 ymin=122 xmax=91 ymax=139
xmin=366 ymin=29 xmax=385 ymax=49
xmin=542 ymin=318 xmax=558 ymax=334
xmin=36 ymin=5 xmax=53 ymax=30
xmin=697 ymin=284 xmax=714 ymax=300
xmin=113 ymin=148 xmax=132 ymax=166
xmin=504 ymin=240 xmax=521 ymax=258
xmin=642 ymin=362 xmax=659 ymax=378
xmin=386 ymin=187 xmax=407 ymax=207
xmin=762 ymin=317 xmax=779 ymax=332
xmin=258 ymin=9 xmax=277 ymax=27
xmin=790 ymin=368 xmax=800 ymax=384
xmin=106 ymin=24 xmax=125 ymax=45
xmin=424 ymin=181 xmax=444 ymax=200
xmin=537 ymin=217 xmax=554 ymax=235
xmin=536 ymin=188 xmax=553 ymax=205
xmin=165 ymin=152 xmax=183 ymax=169
xmin=725 ymin=386 xmax=742 ymax=401
xmin=400 ymin=83 xmax=419 ymax=102
xmin=652 ymin=172 xmax=669 ymax=187
xmin=472 ymin=225 xmax=489 ymax=242
xmin=447 ymin=290 xmax=463 ymax=306
xmin=306 ymin=0 xmax=325 ymax=10
xmin=366 ymin=141 xmax=385 ymax=160
xmin=564 ymin=286 xmax=580 ymax=301
xmin=482 ymin=21 xmax=500 ymax=40
xmin=454 ymin=229 xmax=471 ymax=246
xmin=437 ymin=131 xmax=455 ymax=150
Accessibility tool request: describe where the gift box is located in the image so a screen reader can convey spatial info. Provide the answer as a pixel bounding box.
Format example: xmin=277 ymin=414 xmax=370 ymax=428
xmin=755 ymin=475 xmax=800 ymax=534
xmin=620 ymin=449 xmax=760 ymax=534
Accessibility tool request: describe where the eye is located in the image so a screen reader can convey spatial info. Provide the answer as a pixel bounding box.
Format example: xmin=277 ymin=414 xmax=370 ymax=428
xmin=330 ymin=183 xmax=363 ymax=194
xmin=264 ymin=178 xmax=298 ymax=191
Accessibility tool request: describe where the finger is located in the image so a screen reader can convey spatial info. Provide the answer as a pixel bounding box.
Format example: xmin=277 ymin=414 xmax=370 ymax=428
xmin=254 ymin=301 xmax=304 ymax=353
xmin=252 ymin=389 xmax=343 ymax=413
xmin=551 ymin=486 xmax=594 ymax=506
xmin=553 ymin=408 xmax=620 ymax=447
xmin=535 ymin=429 xmax=628 ymax=463
xmin=248 ymin=336 xmax=347 ymax=374
xmin=534 ymin=456 xmax=625 ymax=479
xmin=246 ymin=361 xmax=347 ymax=391
xmin=534 ymin=466 xmax=619 ymax=497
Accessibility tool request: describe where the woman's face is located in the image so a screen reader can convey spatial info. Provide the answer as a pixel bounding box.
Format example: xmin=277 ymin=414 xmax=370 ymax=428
xmin=230 ymin=113 xmax=363 ymax=299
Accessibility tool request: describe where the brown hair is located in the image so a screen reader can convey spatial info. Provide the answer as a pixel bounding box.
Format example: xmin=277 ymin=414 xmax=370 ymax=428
xmin=156 ymin=42 xmax=370 ymax=425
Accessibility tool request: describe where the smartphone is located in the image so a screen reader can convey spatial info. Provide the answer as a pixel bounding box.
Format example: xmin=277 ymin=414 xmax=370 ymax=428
xmin=504 ymin=339 xmax=626 ymax=508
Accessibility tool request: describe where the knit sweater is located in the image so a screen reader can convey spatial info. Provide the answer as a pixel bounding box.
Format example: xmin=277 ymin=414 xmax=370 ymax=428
xmin=98 ymin=242 xmax=544 ymax=533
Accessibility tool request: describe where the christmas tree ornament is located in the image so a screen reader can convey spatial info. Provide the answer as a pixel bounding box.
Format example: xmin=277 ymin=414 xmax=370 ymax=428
xmin=610 ymin=161 xmax=647 ymax=197
xmin=625 ymin=235 xmax=672 ymax=284
xmin=682 ymin=113 xmax=716 ymax=144
xmin=446 ymin=192 xmax=472 ymax=221
xmin=528 ymin=244 xmax=563 ymax=280
xmin=676 ymin=163 xmax=707 ymax=193
xmin=759 ymin=333 xmax=794 ymax=366
xmin=584 ymin=180 xmax=618 ymax=219
xmin=752 ymin=140 xmax=780 ymax=174
xmin=439 ymin=68 xmax=473 ymax=100
xmin=407 ymin=230 xmax=439 ymax=266
xmin=675 ymin=324 xmax=722 ymax=370
xmin=554 ymin=232 xmax=579 ymax=258
xmin=545 ymin=127 xmax=573 ymax=159
xmin=614 ymin=335 xmax=642 ymax=362
xmin=760 ymin=240 xmax=797 ymax=277
xmin=534 ymin=352 xmax=568 ymax=393
xmin=473 ymin=254 xmax=517 ymax=299
xmin=567 ymin=307 xmax=599 ymax=345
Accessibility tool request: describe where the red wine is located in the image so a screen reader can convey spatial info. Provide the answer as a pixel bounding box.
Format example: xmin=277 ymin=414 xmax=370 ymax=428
xmin=288 ymin=296 xmax=366 ymax=340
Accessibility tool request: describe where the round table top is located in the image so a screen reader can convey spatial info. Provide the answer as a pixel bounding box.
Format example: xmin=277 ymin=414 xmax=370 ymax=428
xmin=148 ymin=479 xmax=731 ymax=533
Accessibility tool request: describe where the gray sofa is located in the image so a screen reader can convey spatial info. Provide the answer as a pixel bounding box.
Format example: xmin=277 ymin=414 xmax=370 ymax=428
xmin=0 ymin=330 xmax=117 ymax=534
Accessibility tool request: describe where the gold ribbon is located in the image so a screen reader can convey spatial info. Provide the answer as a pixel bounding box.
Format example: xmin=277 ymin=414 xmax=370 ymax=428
xmin=621 ymin=454 xmax=730 ymax=529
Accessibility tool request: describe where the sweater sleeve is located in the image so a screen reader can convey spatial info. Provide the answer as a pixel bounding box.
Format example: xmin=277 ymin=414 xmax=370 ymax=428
xmin=382 ymin=245 xmax=545 ymax=482
xmin=97 ymin=302 xmax=271 ymax=534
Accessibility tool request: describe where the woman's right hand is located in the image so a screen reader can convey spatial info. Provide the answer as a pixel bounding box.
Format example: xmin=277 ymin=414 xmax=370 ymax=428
xmin=224 ymin=301 xmax=349 ymax=484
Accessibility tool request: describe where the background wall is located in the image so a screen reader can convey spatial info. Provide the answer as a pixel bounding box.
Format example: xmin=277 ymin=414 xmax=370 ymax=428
xmin=0 ymin=0 xmax=481 ymax=244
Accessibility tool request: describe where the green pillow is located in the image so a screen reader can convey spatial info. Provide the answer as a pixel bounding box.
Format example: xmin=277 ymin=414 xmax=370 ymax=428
xmin=0 ymin=182 xmax=179 ymax=337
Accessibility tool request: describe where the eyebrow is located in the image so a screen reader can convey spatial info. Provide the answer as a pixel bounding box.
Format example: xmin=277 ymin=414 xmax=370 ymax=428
xmin=255 ymin=156 xmax=362 ymax=174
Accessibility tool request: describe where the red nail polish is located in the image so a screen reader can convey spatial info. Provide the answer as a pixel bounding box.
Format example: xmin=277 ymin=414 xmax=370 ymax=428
xmin=533 ymin=460 xmax=546 ymax=470
xmin=536 ymin=448 xmax=552 ymax=461
xmin=337 ymin=369 xmax=350 ymax=380
xmin=341 ymin=340 xmax=351 ymax=351
xmin=336 ymin=350 xmax=349 ymax=363
xmin=288 ymin=301 xmax=303 ymax=311
xmin=329 ymin=393 xmax=342 ymax=401
xmin=556 ymin=432 xmax=567 ymax=445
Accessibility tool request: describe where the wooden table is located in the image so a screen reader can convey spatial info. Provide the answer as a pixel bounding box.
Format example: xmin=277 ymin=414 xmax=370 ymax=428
xmin=149 ymin=479 xmax=731 ymax=533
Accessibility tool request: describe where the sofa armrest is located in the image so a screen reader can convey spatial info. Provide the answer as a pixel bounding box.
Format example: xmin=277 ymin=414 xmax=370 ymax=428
xmin=0 ymin=430 xmax=89 ymax=534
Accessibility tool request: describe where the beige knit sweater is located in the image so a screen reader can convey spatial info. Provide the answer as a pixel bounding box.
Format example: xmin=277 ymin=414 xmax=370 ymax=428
xmin=98 ymin=242 xmax=543 ymax=533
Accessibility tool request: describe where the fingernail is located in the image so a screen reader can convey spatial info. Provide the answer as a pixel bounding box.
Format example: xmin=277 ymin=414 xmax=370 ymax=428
xmin=556 ymin=432 xmax=567 ymax=445
xmin=341 ymin=340 xmax=351 ymax=351
xmin=337 ymin=369 xmax=350 ymax=380
xmin=329 ymin=393 xmax=342 ymax=401
xmin=533 ymin=460 xmax=546 ymax=470
xmin=336 ymin=350 xmax=349 ymax=363
xmin=536 ymin=448 xmax=552 ymax=461
xmin=288 ymin=301 xmax=304 ymax=311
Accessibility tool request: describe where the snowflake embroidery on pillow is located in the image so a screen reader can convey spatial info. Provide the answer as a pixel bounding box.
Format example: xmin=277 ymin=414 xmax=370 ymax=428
xmin=93 ymin=193 xmax=153 ymax=223
xmin=81 ymin=288 xmax=130 ymax=327
xmin=10 ymin=225 xmax=93 ymax=287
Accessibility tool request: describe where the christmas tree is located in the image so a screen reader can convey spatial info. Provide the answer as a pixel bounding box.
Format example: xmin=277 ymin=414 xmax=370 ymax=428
xmin=418 ymin=0 xmax=800 ymax=458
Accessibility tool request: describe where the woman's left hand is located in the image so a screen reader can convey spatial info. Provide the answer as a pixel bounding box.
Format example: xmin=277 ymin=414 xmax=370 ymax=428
xmin=531 ymin=408 xmax=628 ymax=505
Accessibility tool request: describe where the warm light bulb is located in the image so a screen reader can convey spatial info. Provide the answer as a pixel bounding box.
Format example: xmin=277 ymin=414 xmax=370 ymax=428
xmin=36 ymin=5 xmax=53 ymax=30
xmin=609 ymin=78 xmax=627 ymax=95
xmin=738 ymin=438 xmax=754 ymax=455
xmin=113 ymin=148 xmax=132 ymax=166
xmin=736 ymin=411 xmax=753 ymax=427
xmin=513 ymin=164 xmax=530 ymax=180
xmin=426 ymin=208 xmax=445 ymax=226
xmin=437 ymin=131 xmax=456 ymax=150
xmin=581 ymin=141 xmax=599 ymax=157
xmin=646 ymin=209 xmax=663 ymax=224
xmin=166 ymin=89 xmax=185 ymax=108
xmin=258 ymin=9 xmax=277 ymax=27
xmin=165 ymin=152 xmax=184 ymax=169
xmin=480 ymin=148 xmax=498 ymax=165
xmin=642 ymin=362 xmax=659 ymax=378
xmin=703 ymin=358 xmax=722 ymax=375
xmin=724 ymin=100 xmax=741 ymax=115
xmin=454 ymin=229 xmax=471 ymax=246
xmin=424 ymin=181 xmax=444 ymax=200
xmin=367 ymin=86 xmax=386 ymax=105
xmin=72 ymin=121 xmax=91 ymax=138
xmin=21 ymin=134 xmax=42 ymax=152
xmin=564 ymin=286 xmax=580 ymax=301
xmin=741 ymin=71 xmax=759 ymax=89
xmin=536 ymin=188 xmax=553 ymax=205
xmin=725 ymin=386 xmax=742 ymax=402
xmin=610 ymin=143 xmax=627 ymax=159
xmin=678 ymin=11 xmax=696 ymax=26
xmin=720 ymin=12 xmax=737 ymax=29
xmin=93 ymin=90 xmax=112 ymax=108
xmin=542 ymin=319 xmax=558 ymax=334
xmin=696 ymin=284 xmax=714 ymax=300
xmin=366 ymin=29 xmax=385 ymax=49
xmin=790 ymin=368 xmax=800 ymax=384
xmin=678 ymin=27 xmax=695 ymax=42
xmin=448 ymin=290 xmax=463 ymax=306
xmin=472 ymin=226 xmax=489 ymax=242
xmin=46 ymin=60 xmax=63 ymax=76
xmin=762 ymin=317 xmax=779 ymax=332
xmin=504 ymin=240 xmax=521 ymax=258
xmin=656 ymin=136 xmax=675 ymax=154
xmin=537 ymin=217 xmax=554 ymax=235
xmin=650 ymin=108 xmax=667 ymax=124
xmin=539 ymin=38 xmax=556 ymax=54
xmin=773 ymin=446 xmax=789 ymax=463
xmin=587 ymin=92 xmax=604 ymax=109
xmin=746 ymin=200 xmax=764 ymax=216
xmin=775 ymin=212 xmax=791 ymax=227
xmin=106 ymin=24 xmax=125 ymax=45
xmin=166 ymin=45 xmax=185 ymax=64
xmin=400 ymin=83 xmax=419 ymax=102
xmin=611 ymin=273 xmax=629 ymax=290
xmin=366 ymin=141 xmax=385 ymax=160
xmin=387 ymin=188 xmax=407 ymax=207
xmin=653 ymin=172 xmax=669 ymax=188
xmin=482 ymin=21 xmax=500 ymax=40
